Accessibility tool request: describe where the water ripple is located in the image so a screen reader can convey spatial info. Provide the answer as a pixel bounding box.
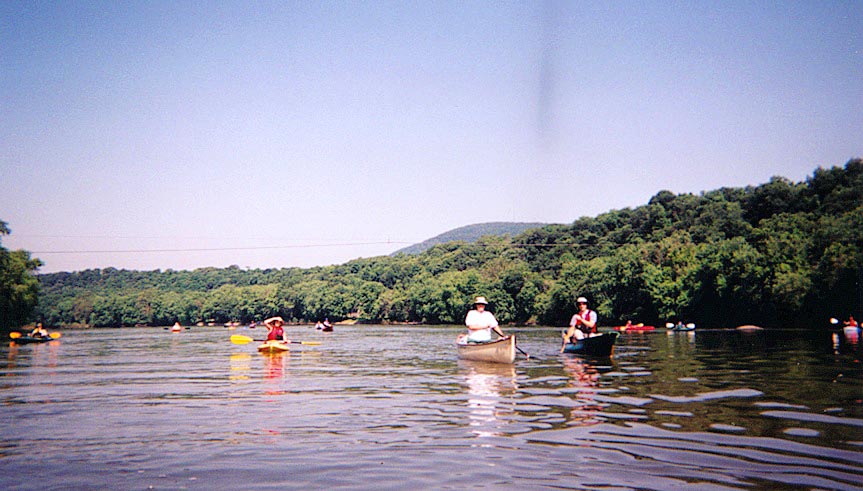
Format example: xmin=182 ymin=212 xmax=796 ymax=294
xmin=761 ymin=410 xmax=863 ymax=428
xmin=527 ymin=422 xmax=863 ymax=490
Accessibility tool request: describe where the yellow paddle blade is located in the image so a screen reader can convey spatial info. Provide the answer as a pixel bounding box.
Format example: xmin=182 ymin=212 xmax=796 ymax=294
xmin=298 ymin=341 xmax=322 ymax=346
xmin=50 ymin=332 xmax=62 ymax=339
xmin=9 ymin=332 xmax=22 ymax=339
xmin=230 ymin=335 xmax=255 ymax=345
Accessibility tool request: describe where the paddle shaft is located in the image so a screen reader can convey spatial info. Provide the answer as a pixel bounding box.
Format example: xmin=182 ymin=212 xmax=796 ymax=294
xmin=230 ymin=335 xmax=320 ymax=345
xmin=258 ymin=340 xmax=317 ymax=345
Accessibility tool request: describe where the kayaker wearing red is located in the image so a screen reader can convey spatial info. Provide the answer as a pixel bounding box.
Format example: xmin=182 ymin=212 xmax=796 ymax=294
xmin=263 ymin=317 xmax=290 ymax=342
xmin=561 ymin=297 xmax=597 ymax=352
xmin=846 ymin=316 xmax=859 ymax=327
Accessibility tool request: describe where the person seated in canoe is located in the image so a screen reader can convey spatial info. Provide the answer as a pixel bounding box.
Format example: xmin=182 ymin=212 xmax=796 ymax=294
xmin=29 ymin=322 xmax=48 ymax=338
xmin=30 ymin=322 xmax=48 ymax=337
xmin=844 ymin=316 xmax=859 ymax=327
xmin=322 ymin=318 xmax=332 ymax=329
xmin=561 ymin=297 xmax=597 ymax=352
xmin=314 ymin=321 xmax=323 ymax=329
xmin=263 ymin=316 xmax=291 ymax=343
xmin=461 ymin=296 xmax=505 ymax=344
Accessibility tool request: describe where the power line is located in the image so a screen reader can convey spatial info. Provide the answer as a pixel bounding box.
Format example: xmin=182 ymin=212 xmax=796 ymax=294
xmin=29 ymin=240 xmax=583 ymax=255
xmin=31 ymin=241 xmax=414 ymax=255
xmin=17 ymin=234 xmax=426 ymax=241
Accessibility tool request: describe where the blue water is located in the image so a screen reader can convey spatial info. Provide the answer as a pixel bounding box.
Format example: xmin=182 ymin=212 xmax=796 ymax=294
xmin=1 ymin=326 xmax=861 ymax=490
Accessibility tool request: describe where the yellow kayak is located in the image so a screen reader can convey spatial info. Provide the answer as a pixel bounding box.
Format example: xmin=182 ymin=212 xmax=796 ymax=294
xmin=257 ymin=340 xmax=290 ymax=353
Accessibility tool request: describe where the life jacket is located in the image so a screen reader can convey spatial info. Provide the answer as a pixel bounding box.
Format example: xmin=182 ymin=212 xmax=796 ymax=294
xmin=267 ymin=326 xmax=284 ymax=341
xmin=575 ymin=310 xmax=597 ymax=333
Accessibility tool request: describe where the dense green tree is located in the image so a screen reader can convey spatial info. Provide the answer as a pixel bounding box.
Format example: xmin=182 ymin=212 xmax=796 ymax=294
xmin=32 ymin=160 xmax=863 ymax=329
xmin=0 ymin=221 xmax=43 ymax=329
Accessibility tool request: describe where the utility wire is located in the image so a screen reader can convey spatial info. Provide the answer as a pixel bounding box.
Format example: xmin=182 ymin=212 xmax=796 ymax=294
xmin=31 ymin=241 xmax=414 ymax=254
xmin=30 ymin=241 xmax=581 ymax=255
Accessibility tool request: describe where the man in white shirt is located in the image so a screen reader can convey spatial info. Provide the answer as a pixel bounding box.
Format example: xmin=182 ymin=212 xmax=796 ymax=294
xmin=464 ymin=296 xmax=505 ymax=342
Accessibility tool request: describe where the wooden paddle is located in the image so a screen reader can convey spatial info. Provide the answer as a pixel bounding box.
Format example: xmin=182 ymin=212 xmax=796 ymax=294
xmin=9 ymin=332 xmax=62 ymax=339
xmin=230 ymin=334 xmax=321 ymax=346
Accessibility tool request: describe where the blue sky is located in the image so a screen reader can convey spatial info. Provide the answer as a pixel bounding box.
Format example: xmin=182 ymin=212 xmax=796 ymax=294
xmin=2 ymin=1 xmax=861 ymax=273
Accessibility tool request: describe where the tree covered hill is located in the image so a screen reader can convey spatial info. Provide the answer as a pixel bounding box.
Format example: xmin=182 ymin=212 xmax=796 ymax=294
xmin=35 ymin=159 xmax=862 ymax=329
xmin=392 ymin=222 xmax=549 ymax=255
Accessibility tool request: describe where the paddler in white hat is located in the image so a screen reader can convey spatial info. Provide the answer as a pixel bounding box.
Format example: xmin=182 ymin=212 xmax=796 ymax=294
xmin=463 ymin=296 xmax=505 ymax=343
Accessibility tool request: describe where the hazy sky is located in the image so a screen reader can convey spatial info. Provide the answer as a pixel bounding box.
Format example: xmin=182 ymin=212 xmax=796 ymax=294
xmin=2 ymin=1 xmax=861 ymax=273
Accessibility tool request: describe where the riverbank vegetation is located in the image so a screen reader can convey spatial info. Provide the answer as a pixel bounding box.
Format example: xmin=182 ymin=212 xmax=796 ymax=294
xmin=30 ymin=159 xmax=863 ymax=329
xmin=0 ymin=221 xmax=43 ymax=329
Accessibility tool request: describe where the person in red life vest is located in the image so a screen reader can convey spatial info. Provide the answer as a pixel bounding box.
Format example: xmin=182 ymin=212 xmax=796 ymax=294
xmin=561 ymin=297 xmax=598 ymax=352
xmin=845 ymin=316 xmax=859 ymax=327
xmin=263 ymin=316 xmax=291 ymax=342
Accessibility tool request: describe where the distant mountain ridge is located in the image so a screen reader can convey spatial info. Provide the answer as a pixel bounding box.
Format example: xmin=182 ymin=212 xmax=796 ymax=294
xmin=392 ymin=222 xmax=549 ymax=255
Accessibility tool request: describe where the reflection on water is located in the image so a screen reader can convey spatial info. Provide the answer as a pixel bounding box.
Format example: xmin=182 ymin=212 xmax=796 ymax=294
xmin=263 ymin=352 xmax=286 ymax=380
xmin=229 ymin=353 xmax=251 ymax=381
xmin=0 ymin=326 xmax=861 ymax=490
xmin=461 ymin=361 xmax=516 ymax=437
xmin=561 ymin=356 xmax=605 ymax=427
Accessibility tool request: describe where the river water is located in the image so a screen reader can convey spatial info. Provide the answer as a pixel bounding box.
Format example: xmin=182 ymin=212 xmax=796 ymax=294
xmin=2 ymin=325 xmax=861 ymax=490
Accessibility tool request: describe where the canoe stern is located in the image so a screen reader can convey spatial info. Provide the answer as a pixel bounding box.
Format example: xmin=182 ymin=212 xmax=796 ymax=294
xmin=457 ymin=335 xmax=516 ymax=364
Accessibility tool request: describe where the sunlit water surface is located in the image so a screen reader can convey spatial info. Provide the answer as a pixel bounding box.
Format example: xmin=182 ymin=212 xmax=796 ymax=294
xmin=2 ymin=326 xmax=861 ymax=490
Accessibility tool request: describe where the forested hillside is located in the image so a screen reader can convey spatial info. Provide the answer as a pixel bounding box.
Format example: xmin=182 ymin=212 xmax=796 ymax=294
xmin=36 ymin=160 xmax=862 ymax=329
xmin=392 ymin=222 xmax=549 ymax=255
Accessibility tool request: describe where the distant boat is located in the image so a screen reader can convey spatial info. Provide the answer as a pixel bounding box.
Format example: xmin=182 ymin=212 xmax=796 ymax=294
xmin=615 ymin=324 xmax=655 ymax=332
xmin=736 ymin=325 xmax=763 ymax=332
xmin=669 ymin=323 xmax=696 ymax=332
xmin=843 ymin=325 xmax=861 ymax=343
xmin=171 ymin=322 xmax=182 ymax=333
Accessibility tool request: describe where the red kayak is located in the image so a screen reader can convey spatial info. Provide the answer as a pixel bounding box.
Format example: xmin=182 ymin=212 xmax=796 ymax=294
xmin=614 ymin=324 xmax=655 ymax=332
